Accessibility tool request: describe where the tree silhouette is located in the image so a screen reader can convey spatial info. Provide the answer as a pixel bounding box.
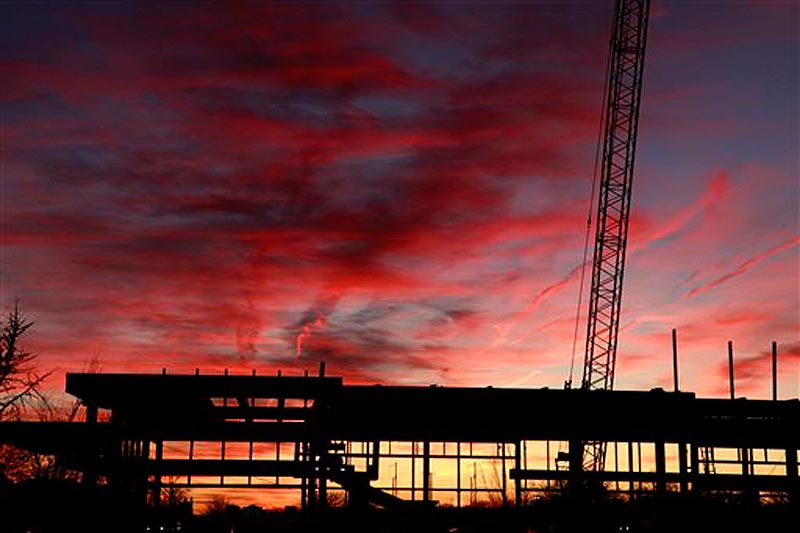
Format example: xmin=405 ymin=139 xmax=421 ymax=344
xmin=0 ymin=304 xmax=49 ymax=421
xmin=203 ymin=494 xmax=229 ymax=516
xmin=159 ymin=477 xmax=191 ymax=508
xmin=0 ymin=304 xmax=56 ymax=483
xmin=0 ymin=304 xmax=89 ymax=484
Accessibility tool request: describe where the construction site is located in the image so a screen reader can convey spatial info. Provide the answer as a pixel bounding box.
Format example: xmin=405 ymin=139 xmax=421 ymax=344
xmin=7 ymin=365 xmax=800 ymax=502
xmin=1 ymin=363 xmax=797 ymax=531
xmin=1 ymin=0 xmax=797 ymax=531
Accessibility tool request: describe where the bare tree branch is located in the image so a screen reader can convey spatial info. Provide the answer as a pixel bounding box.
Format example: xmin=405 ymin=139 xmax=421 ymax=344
xmin=0 ymin=303 xmax=49 ymax=421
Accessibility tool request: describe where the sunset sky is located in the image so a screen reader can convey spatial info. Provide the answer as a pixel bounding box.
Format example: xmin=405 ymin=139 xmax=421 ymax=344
xmin=2 ymin=1 xmax=798 ymax=401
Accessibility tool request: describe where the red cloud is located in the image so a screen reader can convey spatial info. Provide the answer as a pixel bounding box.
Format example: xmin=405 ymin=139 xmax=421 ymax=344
xmin=3 ymin=3 xmax=796 ymax=405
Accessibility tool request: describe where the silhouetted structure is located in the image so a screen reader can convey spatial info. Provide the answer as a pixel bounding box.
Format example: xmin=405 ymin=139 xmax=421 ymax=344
xmin=1 ymin=368 xmax=797 ymax=512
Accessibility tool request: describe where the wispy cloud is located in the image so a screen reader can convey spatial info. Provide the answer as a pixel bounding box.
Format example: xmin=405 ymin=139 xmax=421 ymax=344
xmin=686 ymin=236 xmax=799 ymax=299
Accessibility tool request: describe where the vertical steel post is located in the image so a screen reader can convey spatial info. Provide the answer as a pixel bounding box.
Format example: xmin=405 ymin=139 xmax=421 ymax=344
xmin=637 ymin=442 xmax=642 ymax=492
xmin=188 ymin=440 xmax=194 ymax=486
xmin=678 ymin=442 xmax=688 ymax=493
xmin=545 ymin=439 xmax=550 ymax=491
xmin=457 ymin=442 xmax=462 ymax=508
xmin=422 ymin=441 xmax=431 ymax=501
xmin=690 ymin=444 xmax=699 ymax=493
xmin=786 ymin=448 xmax=798 ymax=504
xmin=514 ymin=441 xmax=522 ymax=508
xmin=501 ymin=443 xmax=508 ymax=508
xmin=772 ymin=341 xmax=778 ymax=401
xmin=221 ymin=371 xmax=227 ymax=486
xmin=655 ymin=441 xmax=665 ymax=494
xmin=728 ymin=340 xmax=735 ymax=400
xmin=154 ymin=440 xmax=163 ymax=507
xmin=300 ymin=441 xmax=307 ymax=510
xmin=628 ymin=442 xmax=635 ymax=499
xmin=411 ymin=441 xmax=416 ymax=501
xmin=672 ymin=328 xmax=679 ymax=392
xmin=83 ymin=403 xmax=98 ymax=488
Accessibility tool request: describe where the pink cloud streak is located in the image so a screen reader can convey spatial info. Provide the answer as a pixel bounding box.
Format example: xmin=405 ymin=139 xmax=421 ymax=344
xmin=686 ymin=236 xmax=800 ymax=299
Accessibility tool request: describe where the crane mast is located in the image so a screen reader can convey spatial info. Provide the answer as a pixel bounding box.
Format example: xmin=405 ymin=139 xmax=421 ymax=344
xmin=581 ymin=0 xmax=650 ymax=472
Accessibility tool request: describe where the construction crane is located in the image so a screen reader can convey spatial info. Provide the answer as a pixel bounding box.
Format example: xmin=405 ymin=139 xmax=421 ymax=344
xmin=579 ymin=0 xmax=651 ymax=472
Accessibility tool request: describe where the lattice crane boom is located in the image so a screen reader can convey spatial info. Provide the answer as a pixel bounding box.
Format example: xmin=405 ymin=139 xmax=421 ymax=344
xmin=581 ymin=0 xmax=650 ymax=472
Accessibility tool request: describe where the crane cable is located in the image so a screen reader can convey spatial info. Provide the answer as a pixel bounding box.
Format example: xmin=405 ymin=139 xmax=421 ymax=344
xmin=567 ymin=15 xmax=615 ymax=389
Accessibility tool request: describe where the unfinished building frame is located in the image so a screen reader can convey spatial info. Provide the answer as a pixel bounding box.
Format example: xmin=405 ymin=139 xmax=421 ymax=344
xmin=2 ymin=369 xmax=797 ymax=510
